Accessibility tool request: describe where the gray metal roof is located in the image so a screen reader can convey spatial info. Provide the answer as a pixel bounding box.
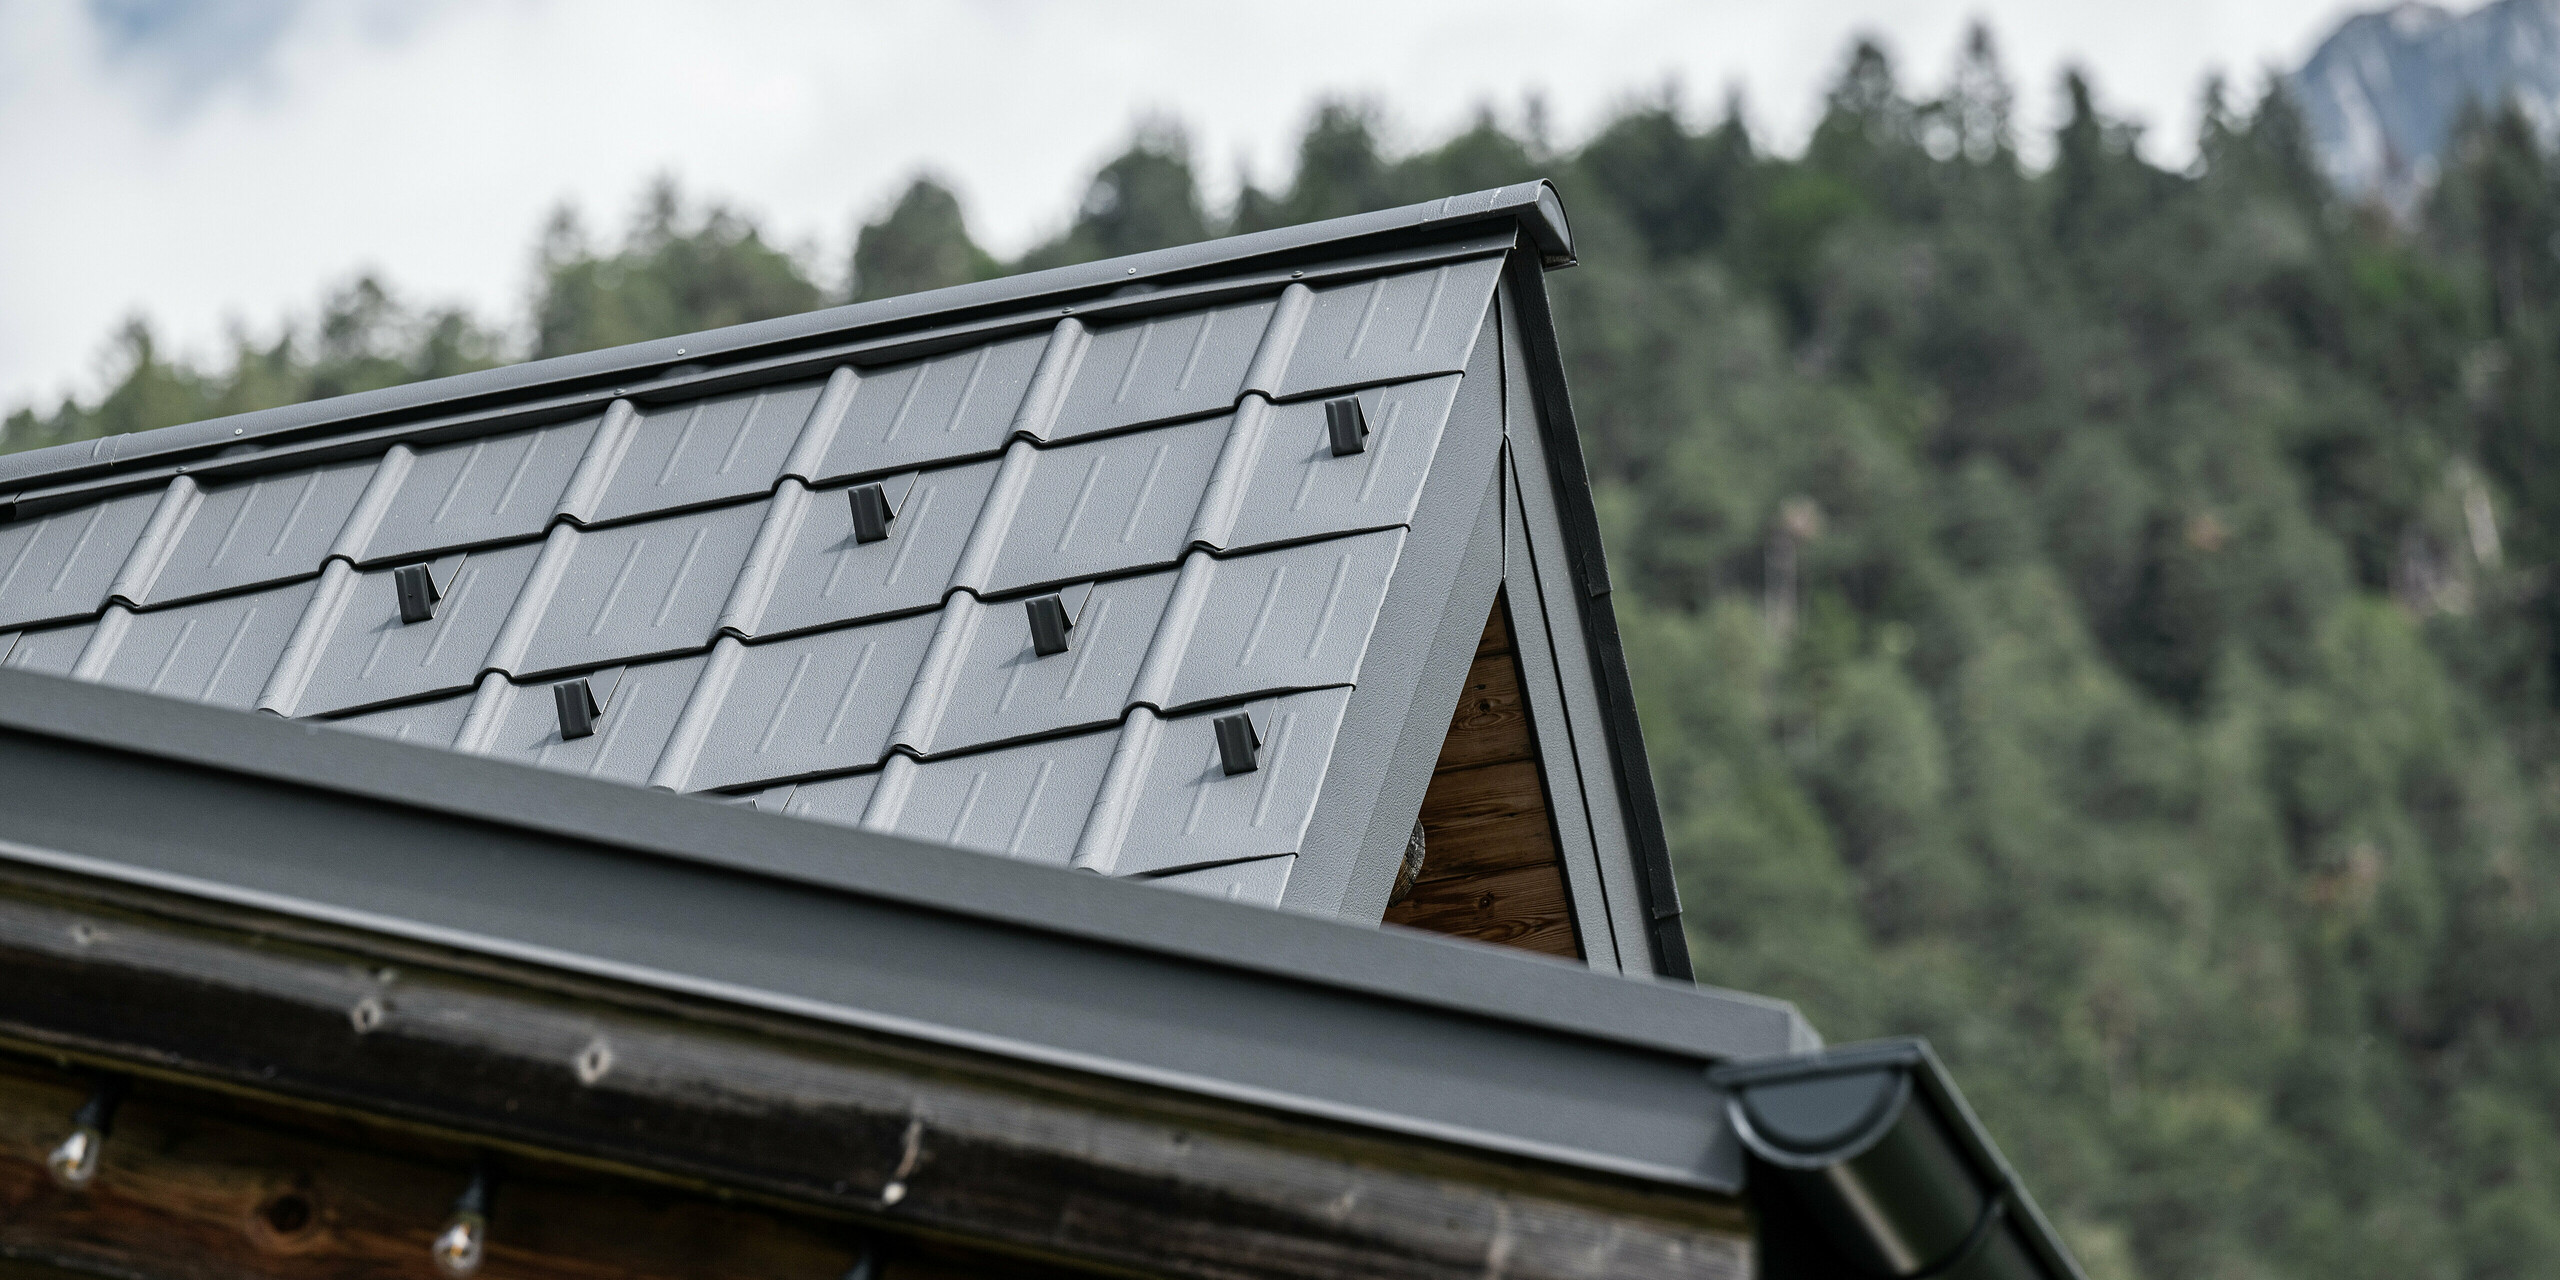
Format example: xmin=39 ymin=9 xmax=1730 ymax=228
xmin=0 ymin=226 xmax=1517 ymax=913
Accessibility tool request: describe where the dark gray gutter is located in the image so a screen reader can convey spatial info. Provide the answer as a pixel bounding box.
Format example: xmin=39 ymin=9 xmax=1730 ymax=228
xmin=0 ymin=184 xmax=1568 ymax=498
xmin=0 ymin=666 xmax=1800 ymax=1193
xmin=1709 ymin=1039 xmax=2088 ymax=1280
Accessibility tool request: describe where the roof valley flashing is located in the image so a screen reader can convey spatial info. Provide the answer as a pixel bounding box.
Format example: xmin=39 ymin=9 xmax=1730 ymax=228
xmin=0 ymin=183 xmax=1683 ymax=974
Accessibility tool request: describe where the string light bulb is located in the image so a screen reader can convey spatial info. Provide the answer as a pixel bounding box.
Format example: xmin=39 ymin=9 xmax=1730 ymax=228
xmin=431 ymin=1159 xmax=493 ymax=1277
xmin=46 ymin=1076 xmax=127 ymax=1191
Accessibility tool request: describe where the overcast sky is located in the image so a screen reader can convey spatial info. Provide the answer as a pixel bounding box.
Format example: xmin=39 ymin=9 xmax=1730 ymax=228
xmin=1 ymin=0 xmax=2373 ymax=411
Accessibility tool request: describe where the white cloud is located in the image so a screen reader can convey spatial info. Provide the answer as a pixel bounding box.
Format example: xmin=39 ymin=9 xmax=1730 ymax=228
xmin=2 ymin=0 xmax=2363 ymax=410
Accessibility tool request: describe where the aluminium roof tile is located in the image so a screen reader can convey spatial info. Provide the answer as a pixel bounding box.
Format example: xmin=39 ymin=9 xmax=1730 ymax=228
xmin=799 ymin=332 xmax=1048 ymax=486
xmin=762 ymin=768 xmax=878 ymax=825
xmin=77 ymin=579 xmax=318 ymax=710
xmin=1153 ymin=528 xmax=1404 ymax=712
xmin=961 ymin=415 xmax=1232 ymax=596
xmin=857 ymin=732 xmax=1120 ymax=865
xmin=1071 ymin=687 xmax=1354 ymax=878
xmin=0 ymin=241 xmax=1514 ymax=914
xmin=2 ymin=621 xmax=93 ymax=676
xmin=651 ymin=613 xmax=941 ymax=792
xmin=352 ymin=414 xmax=603 ymax=565
xmin=721 ymin=461 xmax=1001 ymax=639
xmin=269 ymin=543 xmax=542 ymax=716
xmin=456 ymin=656 xmax=709 ymax=786
xmin=889 ymin=571 xmax=1177 ymax=758
xmin=1043 ymin=295 xmax=1280 ymax=441
xmin=115 ymin=458 xmax=378 ymax=608
xmin=1273 ymin=256 xmax=1504 ymax=399
xmin=498 ymin=501 xmax=766 ymax=678
xmin=589 ymin=378 xmax=830 ymax=524
xmin=1218 ymin=375 xmax=1460 ymax=551
xmin=0 ymin=486 xmax=162 ymax=630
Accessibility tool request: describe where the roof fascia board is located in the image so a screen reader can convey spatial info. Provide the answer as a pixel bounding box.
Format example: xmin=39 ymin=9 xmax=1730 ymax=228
xmin=0 ymin=185 xmax=1560 ymax=503
xmin=1496 ymin=455 xmax=1627 ymax=972
xmin=1285 ymin=316 xmax=1509 ymax=919
xmin=1493 ymin=252 xmax=1694 ymax=979
xmin=0 ymin=666 xmax=1800 ymax=1188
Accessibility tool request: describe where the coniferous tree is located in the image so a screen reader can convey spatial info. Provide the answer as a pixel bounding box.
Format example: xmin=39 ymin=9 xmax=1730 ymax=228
xmin=850 ymin=177 xmax=998 ymax=303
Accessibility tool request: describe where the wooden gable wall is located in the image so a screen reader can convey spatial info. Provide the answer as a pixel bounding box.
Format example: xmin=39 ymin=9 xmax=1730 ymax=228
xmin=1381 ymin=591 xmax=1582 ymax=959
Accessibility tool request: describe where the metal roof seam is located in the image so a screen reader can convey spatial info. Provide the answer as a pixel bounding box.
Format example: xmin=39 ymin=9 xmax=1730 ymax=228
xmin=858 ymin=751 xmax=920 ymax=831
xmin=776 ymin=365 xmax=857 ymax=481
xmin=255 ymin=558 xmax=358 ymax=714
xmin=712 ymin=476 xmax=809 ymax=638
xmin=944 ymin=437 xmax=1038 ymax=593
xmin=553 ymin=398 xmax=641 ymax=526
xmin=478 ymin=521 xmax=578 ymax=675
xmin=1125 ymin=549 xmax=1212 ymax=708
xmin=68 ymin=604 xmax=132 ymax=681
xmin=100 ymin=474 xmax=199 ymax=608
xmin=1068 ymin=703 xmax=1159 ymax=874
xmin=649 ymin=672 xmax=1356 ymax=801
xmin=883 ymin=590 xmax=983 ymax=755
xmin=1131 ymin=848 xmax=1302 ymax=882
xmin=646 ymin=633 xmax=746 ymax=791
xmin=1007 ymin=317 xmax=1090 ymax=442
xmin=326 ymin=442 xmax=413 ymax=562
xmin=1238 ymin=281 xmax=1316 ymax=397
xmin=1184 ymin=393 xmax=1272 ymax=550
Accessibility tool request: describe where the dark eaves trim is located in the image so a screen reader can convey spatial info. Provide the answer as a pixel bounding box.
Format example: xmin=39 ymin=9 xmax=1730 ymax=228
xmin=1710 ymin=1039 xmax=2089 ymax=1280
xmin=0 ymin=666 xmax=1796 ymax=1191
xmin=0 ymin=183 xmax=1571 ymax=503
xmin=1497 ymin=240 xmax=1695 ymax=979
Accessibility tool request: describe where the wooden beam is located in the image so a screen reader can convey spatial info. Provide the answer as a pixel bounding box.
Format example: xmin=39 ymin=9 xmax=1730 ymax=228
xmin=0 ymin=872 xmax=1747 ymax=1280
xmin=0 ymin=1059 xmax=879 ymax=1280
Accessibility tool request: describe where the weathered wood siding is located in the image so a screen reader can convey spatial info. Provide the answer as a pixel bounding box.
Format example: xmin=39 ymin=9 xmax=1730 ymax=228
xmin=1383 ymin=595 xmax=1583 ymax=959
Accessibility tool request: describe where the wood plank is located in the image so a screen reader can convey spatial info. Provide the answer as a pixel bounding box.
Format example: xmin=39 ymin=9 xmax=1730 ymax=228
xmin=1435 ymin=651 xmax=1535 ymax=773
xmin=1412 ymin=761 xmax=1563 ymax=880
xmin=0 ymin=1059 xmax=871 ymax=1280
xmin=1384 ymin=863 xmax=1581 ymax=960
xmin=1476 ymin=597 xmax=1514 ymax=657
xmin=1386 ymin=593 xmax=1584 ymax=961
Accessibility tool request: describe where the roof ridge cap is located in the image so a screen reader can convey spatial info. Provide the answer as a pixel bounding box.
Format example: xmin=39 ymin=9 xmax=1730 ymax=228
xmin=0 ymin=182 xmax=1565 ymax=502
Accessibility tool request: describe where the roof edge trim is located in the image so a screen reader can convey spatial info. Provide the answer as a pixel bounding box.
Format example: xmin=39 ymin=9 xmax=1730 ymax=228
xmin=0 ymin=666 xmax=1802 ymax=1065
xmin=1495 ymin=247 xmax=1692 ymax=979
xmin=0 ymin=184 xmax=1573 ymax=502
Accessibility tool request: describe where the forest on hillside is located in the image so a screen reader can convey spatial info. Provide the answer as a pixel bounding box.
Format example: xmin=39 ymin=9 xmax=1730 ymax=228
xmin=13 ymin=29 xmax=2560 ymax=1280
